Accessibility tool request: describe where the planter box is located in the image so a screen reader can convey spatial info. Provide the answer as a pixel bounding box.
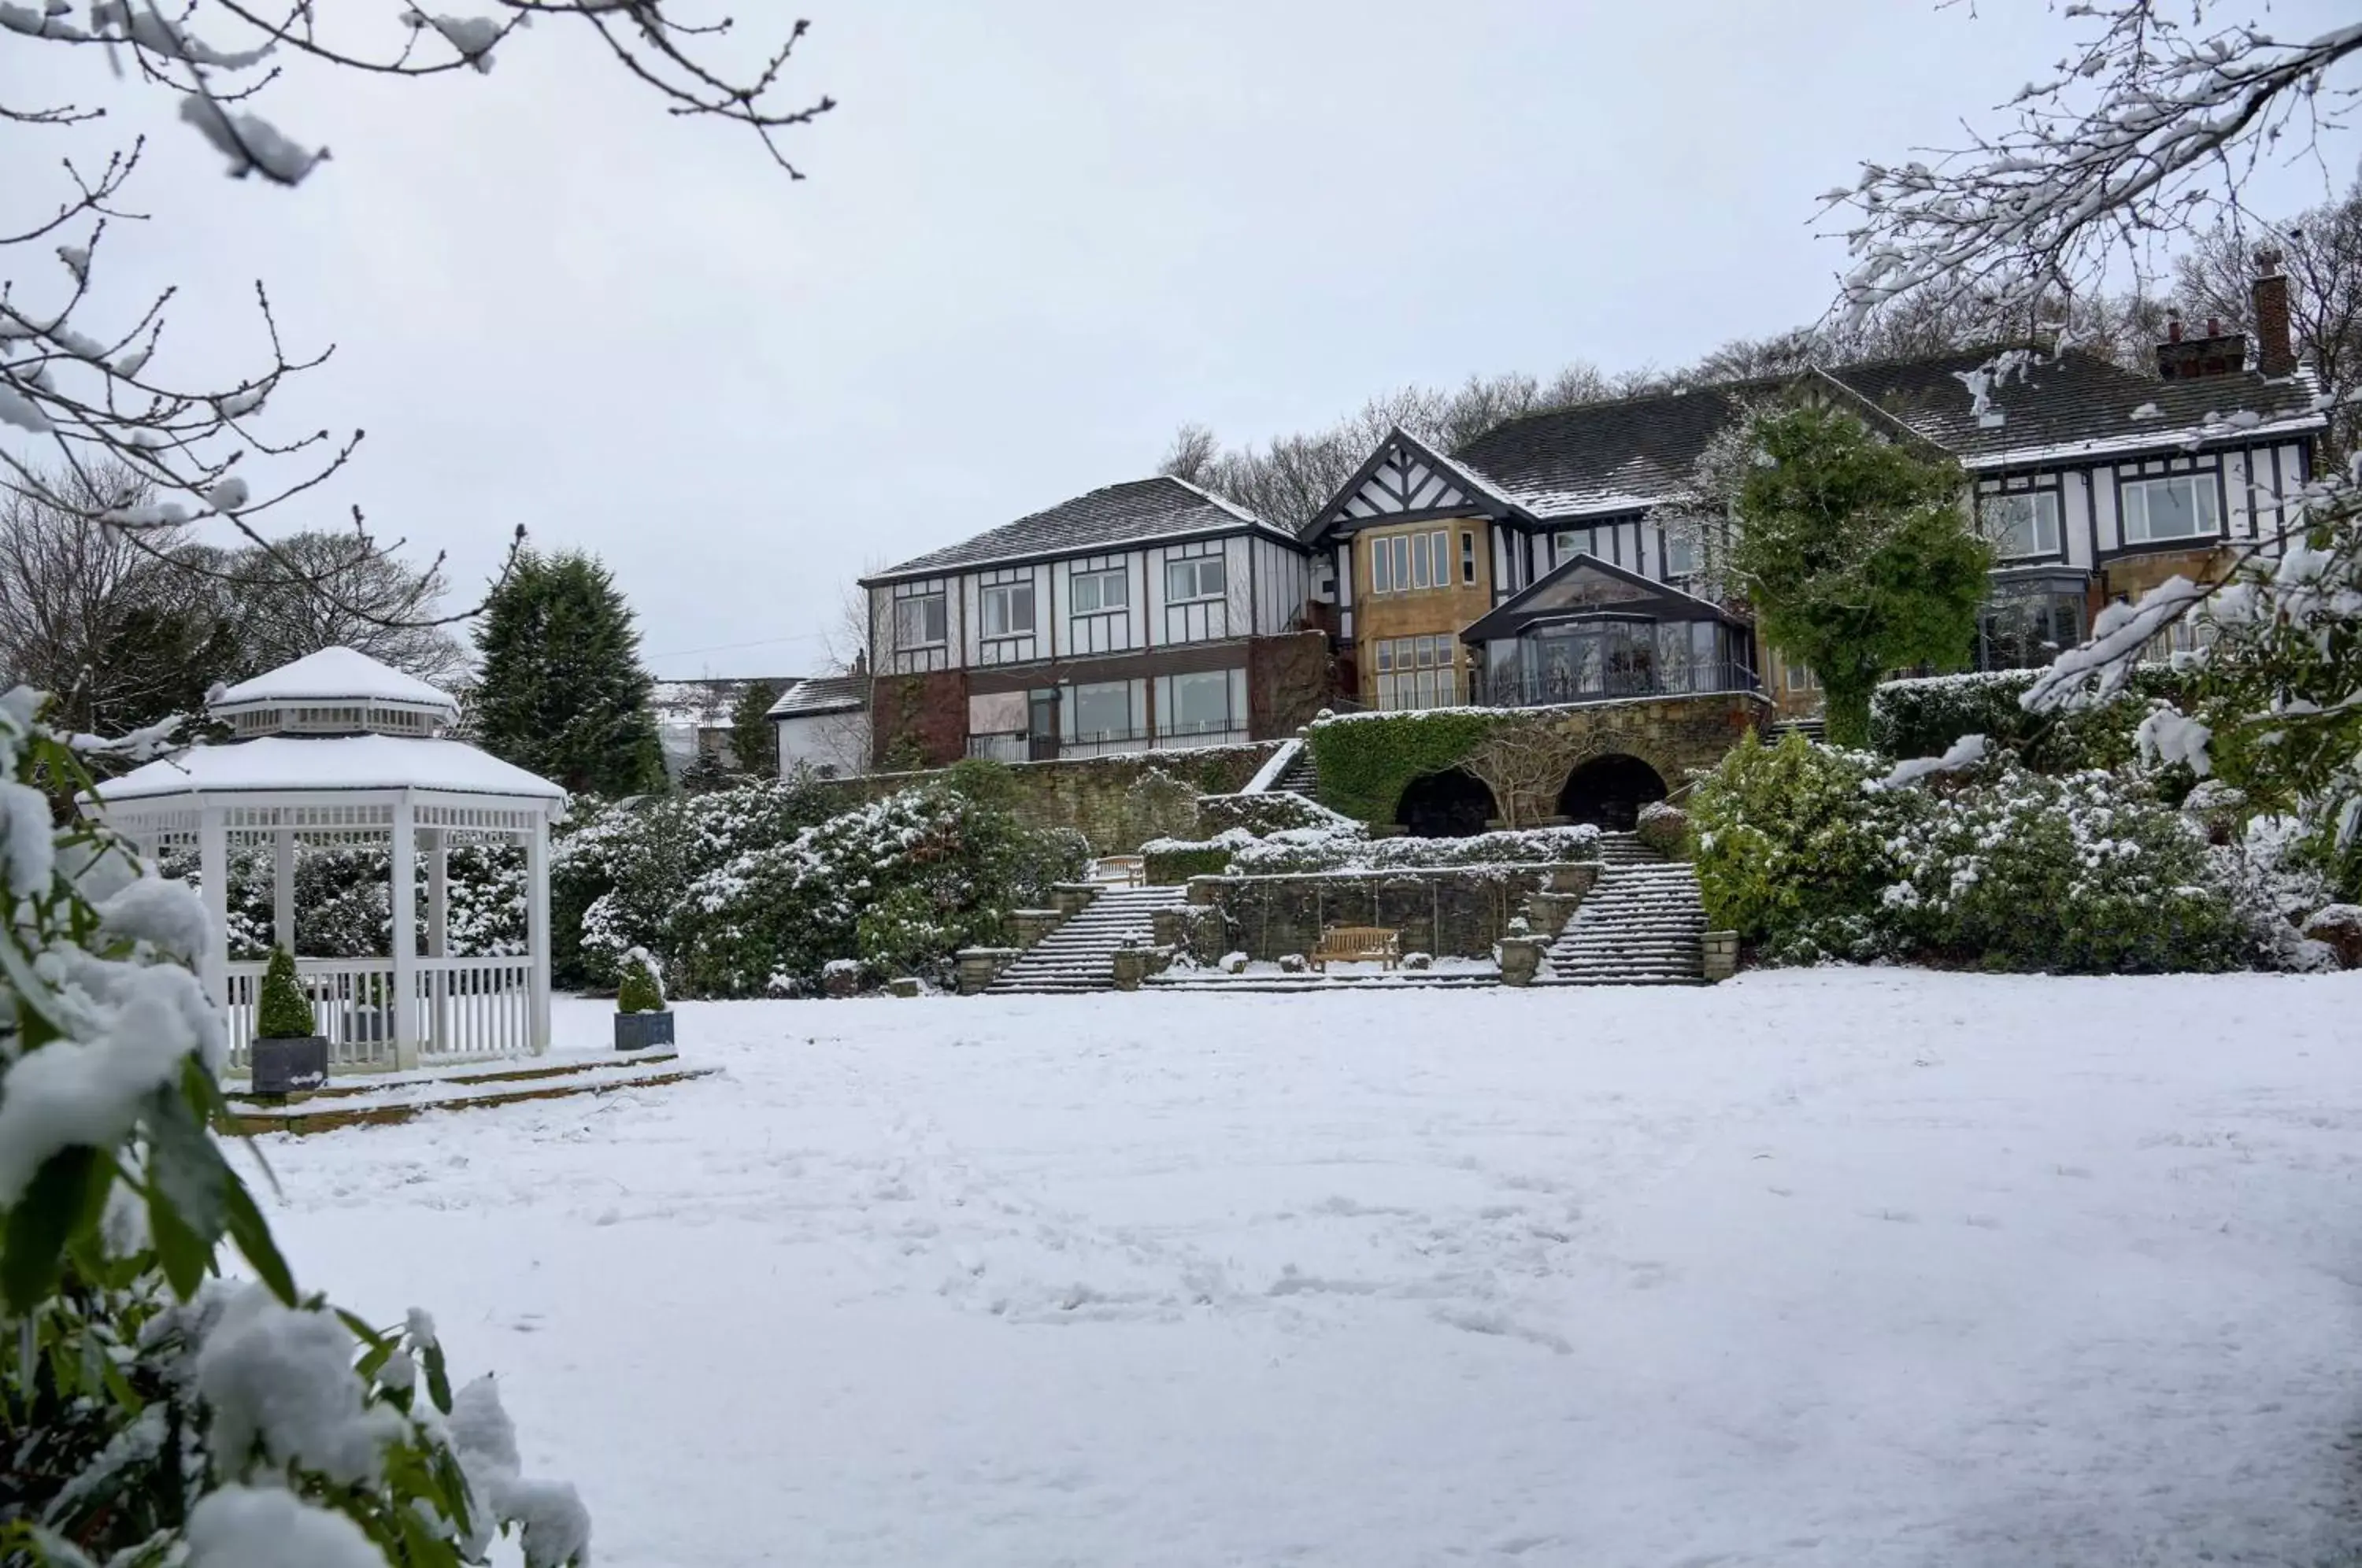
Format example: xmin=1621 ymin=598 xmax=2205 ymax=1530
xmin=615 ymin=1010 xmax=676 ymax=1052
xmin=251 ymin=1034 xmax=329 ymax=1097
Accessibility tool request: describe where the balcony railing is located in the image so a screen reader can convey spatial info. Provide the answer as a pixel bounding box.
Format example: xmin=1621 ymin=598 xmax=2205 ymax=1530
xmin=966 ymin=725 xmax=1251 ymax=763
xmin=1471 ymin=660 xmax=1761 ymax=710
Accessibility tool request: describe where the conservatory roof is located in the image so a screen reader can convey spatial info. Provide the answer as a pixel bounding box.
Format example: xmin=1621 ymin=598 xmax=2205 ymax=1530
xmin=213 ymin=646 xmax=458 ymax=716
xmin=92 ymin=734 xmax=565 ymax=804
xmin=1459 ymin=553 xmax=1744 ymax=643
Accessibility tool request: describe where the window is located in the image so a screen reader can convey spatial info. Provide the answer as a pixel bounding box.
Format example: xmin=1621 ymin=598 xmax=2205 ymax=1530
xmin=1165 ymin=555 xmax=1225 ymax=602
xmin=1461 ymin=531 xmax=1476 ymax=584
xmin=1068 ymin=680 xmax=1136 ymax=741
xmin=1069 ymin=566 xmax=1128 ymax=614
xmin=1375 ymin=634 xmax=1457 ymax=710
xmin=2121 ymin=473 xmax=2220 ymax=545
xmin=980 ymin=582 xmax=1035 ymax=638
xmin=1157 ymin=669 xmax=1242 ymax=738
xmin=1786 ymin=660 xmax=1820 ymax=693
xmin=1369 ymin=529 xmax=1450 ymax=595
xmin=1976 ymin=593 xmax=2084 ymax=671
xmin=1980 ymin=490 xmax=2063 ymax=558
xmin=1664 ymin=531 xmax=1702 ymax=579
xmin=894 ymin=593 xmax=946 ymax=649
xmin=1552 ymin=531 xmax=1583 ymax=564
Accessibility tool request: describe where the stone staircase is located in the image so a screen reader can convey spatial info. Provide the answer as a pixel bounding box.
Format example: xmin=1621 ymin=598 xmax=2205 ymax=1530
xmin=986 ymin=886 xmax=1188 ymax=994
xmin=1539 ymin=830 xmax=1708 ymax=985
xmin=1274 ymin=745 xmax=1318 ymax=797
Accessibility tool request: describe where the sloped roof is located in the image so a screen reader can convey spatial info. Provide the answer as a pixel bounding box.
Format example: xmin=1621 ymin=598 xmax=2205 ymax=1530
xmin=767 ymin=674 xmax=869 ymax=718
xmin=1450 ymin=383 xmax=1776 ymax=522
xmin=1818 ymin=348 xmax=2323 ymax=467
xmin=1460 ymin=552 xmax=1746 ymax=644
xmin=214 ymin=646 xmax=457 ymax=716
xmin=93 ymin=735 xmax=565 ymax=802
xmin=866 ymin=475 xmax=1296 ymax=583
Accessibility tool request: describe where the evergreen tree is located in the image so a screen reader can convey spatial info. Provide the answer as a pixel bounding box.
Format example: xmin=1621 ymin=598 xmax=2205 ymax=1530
xmin=472 ymin=549 xmax=666 ymax=797
xmin=1729 ymin=405 xmax=1992 ymax=748
xmin=730 ymin=679 xmax=783 ymax=778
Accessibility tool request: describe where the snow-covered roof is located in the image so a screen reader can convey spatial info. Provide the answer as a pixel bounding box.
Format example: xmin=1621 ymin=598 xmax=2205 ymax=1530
xmin=864 ymin=475 xmax=1301 ymax=584
xmin=213 ymin=646 xmax=457 ymax=717
xmin=768 ymin=674 xmax=870 ymax=718
xmin=93 ymin=735 xmax=565 ymax=804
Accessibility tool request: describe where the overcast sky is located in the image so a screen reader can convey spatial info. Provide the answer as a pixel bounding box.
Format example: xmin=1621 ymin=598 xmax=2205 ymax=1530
xmin=9 ymin=2 xmax=2358 ymax=679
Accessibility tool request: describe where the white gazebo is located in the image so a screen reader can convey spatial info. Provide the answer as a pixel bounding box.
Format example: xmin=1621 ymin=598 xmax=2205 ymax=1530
xmin=92 ymin=647 xmax=567 ymax=1074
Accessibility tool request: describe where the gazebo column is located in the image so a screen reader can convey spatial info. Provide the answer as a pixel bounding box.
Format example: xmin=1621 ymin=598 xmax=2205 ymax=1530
xmin=389 ymin=799 xmax=418 ymax=1070
xmin=198 ymin=805 xmax=228 ymax=1008
xmin=527 ymin=813 xmax=551 ymax=1054
xmin=424 ymin=827 xmax=450 ymax=1053
xmin=272 ymin=826 xmax=297 ymax=952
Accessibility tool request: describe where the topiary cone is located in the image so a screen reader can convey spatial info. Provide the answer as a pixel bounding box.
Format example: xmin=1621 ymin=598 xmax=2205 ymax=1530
xmin=255 ymin=945 xmax=316 ymax=1040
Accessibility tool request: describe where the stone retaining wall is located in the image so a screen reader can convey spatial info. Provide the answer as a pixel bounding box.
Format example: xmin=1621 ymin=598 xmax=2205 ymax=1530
xmin=1177 ymin=861 xmax=1594 ymax=962
xmin=819 ymin=743 xmax=1282 ymax=853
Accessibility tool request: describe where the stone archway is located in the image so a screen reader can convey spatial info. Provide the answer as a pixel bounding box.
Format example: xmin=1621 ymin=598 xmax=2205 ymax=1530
xmin=1556 ymin=753 xmax=1667 ymax=830
xmin=1395 ymin=768 xmax=1498 ymax=839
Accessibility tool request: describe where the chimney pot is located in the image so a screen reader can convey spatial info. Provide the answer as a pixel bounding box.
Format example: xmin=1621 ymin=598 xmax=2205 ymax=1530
xmin=2168 ymin=319 xmax=2183 ymax=343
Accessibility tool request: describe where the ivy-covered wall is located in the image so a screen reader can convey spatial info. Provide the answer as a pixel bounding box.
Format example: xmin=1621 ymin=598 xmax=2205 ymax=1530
xmin=1305 ymin=695 xmax=1767 ymax=827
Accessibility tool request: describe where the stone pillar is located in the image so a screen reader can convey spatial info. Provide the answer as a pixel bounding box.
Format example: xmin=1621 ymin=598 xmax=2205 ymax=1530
xmin=1009 ymin=908 xmax=1064 ymax=949
xmin=1702 ymin=930 xmax=1739 ymax=982
xmin=1524 ymin=892 xmax=1585 ymax=936
xmin=1050 ymin=882 xmax=1101 ymax=919
xmin=1111 ymin=944 xmax=1150 ymax=992
xmin=1498 ymin=935 xmax=1545 ymax=987
xmin=1545 ymin=863 xmax=1597 ymax=897
xmin=955 ymin=947 xmax=1020 ymax=995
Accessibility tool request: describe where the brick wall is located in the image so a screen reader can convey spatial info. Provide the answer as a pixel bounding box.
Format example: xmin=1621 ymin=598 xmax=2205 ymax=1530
xmin=1248 ymin=631 xmax=1338 ymax=736
xmin=868 ymin=669 xmax=968 ymax=770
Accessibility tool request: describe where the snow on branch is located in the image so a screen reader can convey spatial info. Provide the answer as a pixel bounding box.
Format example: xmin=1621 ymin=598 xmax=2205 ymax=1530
xmin=1827 ymin=6 xmax=2362 ymax=326
xmin=2023 ymin=574 xmax=2212 ymax=713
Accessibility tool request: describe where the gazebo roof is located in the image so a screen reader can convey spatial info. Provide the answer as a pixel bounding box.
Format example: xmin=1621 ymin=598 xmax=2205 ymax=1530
xmin=93 ymin=734 xmax=566 ymax=804
xmin=215 ymin=646 xmax=459 ymax=719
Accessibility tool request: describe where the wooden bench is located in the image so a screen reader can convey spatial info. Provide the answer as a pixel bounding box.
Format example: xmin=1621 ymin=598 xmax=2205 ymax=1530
xmin=1310 ymin=926 xmax=1401 ymax=971
xmin=1095 ymin=855 xmax=1146 ymax=887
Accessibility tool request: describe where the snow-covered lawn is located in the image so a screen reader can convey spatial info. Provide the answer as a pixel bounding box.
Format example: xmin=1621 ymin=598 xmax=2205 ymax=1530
xmin=261 ymin=973 xmax=2362 ymax=1567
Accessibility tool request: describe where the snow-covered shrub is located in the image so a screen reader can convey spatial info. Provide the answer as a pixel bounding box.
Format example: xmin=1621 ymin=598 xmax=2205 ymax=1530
xmin=1121 ymin=766 xmax=1201 ymax=849
xmin=2209 ymin=815 xmax=2338 ymax=971
xmin=616 ymin=947 xmax=666 ymax=1013
xmin=1870 ymin=665 xmax=2198 ymax=783
xmin=1197 ymin=790 xmax=1364 ymax=838
xmin=1219 ymin=951 xmax=1249 ymax=974
xmin=553 ymin=771 xmax=837 ymax=989
xmin=1277 ymin=952 xmax=1308 ymax=973
xmin=1401 ymin=950 xmax=1435 ymax=971
xmin=255 ymin=945 xmax=315 ymax=1039
xmin=1634 ymin=801 xmax=1689 ymax=856
xmin=666 ymin=782 xmax=1087 ymax=997
xmin=0 ymin=693 xmax=581 ymax=1566
xmin=1693 ymin=730 xmax=2249 ymax=971
xmin=1142 ymin=827 xmax=1257 ymax=884
xmin=2300 ymin=904 xmax=2362 ymax=969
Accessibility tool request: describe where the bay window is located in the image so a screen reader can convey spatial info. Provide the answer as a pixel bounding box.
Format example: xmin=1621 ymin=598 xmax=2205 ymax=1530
xmin=1375 ymin=634 xmax=1458 ymax=710
xmin=1980 ymin=490 xmax=2063 ymax=559
xmin=1370 ymin=529 xmax=1450 ymax=594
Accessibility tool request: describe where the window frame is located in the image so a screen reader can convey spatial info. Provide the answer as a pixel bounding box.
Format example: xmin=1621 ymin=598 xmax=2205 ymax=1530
xmin=1068 ymin=565 xmax=1129 ymax=616
xmin=1979 ymin=488 xmax=2064 ymax=560
xmin=979 ymin=580 xmax=1035 ymax=639
xmin=894 ymin=592 xmax=948 ymax=649
xmin=1663 ymin=531 xmax=1702 ymax=579
xmin=2119 ymin=471 xmax=2223 ymax=547
xmin=1164 ymin=554 xmax=1226 ymax=604
xmin=1161 ymin=669 xmax=1235 ymax=736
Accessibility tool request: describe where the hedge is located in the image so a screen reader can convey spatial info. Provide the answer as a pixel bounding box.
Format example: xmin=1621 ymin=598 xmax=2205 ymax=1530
xmin=1305 ymin=708 xmax=1505 ymax=823
xmin=1869 ymin=666 xmax=2198 ymax=775
xmin=1143 ymin=843 xmax=1240 ymax=885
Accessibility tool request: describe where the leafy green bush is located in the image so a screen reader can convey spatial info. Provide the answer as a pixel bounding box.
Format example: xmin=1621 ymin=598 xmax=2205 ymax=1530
xmin=1305 ymin=708 xmax=1503 ymax=823
xmin=254 ymin=945 xmax=315 ymax=1038
xmin=616 ymin=948 xmax=666 ymax=1012
xmin=666 ymin=782 xmax=1087 ymax=996
xmin=1634 ymin=801 xmax=1689 ymax=856
xmin=1690 ymin=730 xmax=2248 ymax=971
xmin=1870 ymin=666 xmax=2198 ymax=778
xmin=939 ymin=756 xmax=1023 ymax=812
xmin=1197 ymin=790 xmax=1364 ymax=837
xmin=1144 ymin=841 xmax=1242 ymax=884
xmin=1 ymin=697 xmax=581 ymax=1567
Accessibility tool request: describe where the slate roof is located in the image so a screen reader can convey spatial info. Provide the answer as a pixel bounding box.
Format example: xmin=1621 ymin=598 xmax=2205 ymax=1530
xmin=1816 ymin=348 xmax=2323 ymax=467
xmin=766 ymin=674 xmax=870 ymax=719
xmin=866 ymin=475 xmax=1294 ymax=583
xmin=1426 ymin=348 xmax=2324 ymax=530
xmin=1450 ymin=383 xmax=1775 ymax=522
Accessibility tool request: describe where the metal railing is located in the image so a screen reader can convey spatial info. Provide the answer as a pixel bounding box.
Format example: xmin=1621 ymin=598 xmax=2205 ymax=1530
xmin=1471 ymin=660 xmax=1761 ymax=709
xmin=966 ymin=725 xmax=1251 ymax=763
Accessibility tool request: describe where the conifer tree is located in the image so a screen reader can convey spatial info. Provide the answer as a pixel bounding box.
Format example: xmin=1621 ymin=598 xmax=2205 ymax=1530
xmin=472 ymin=549 xmax=666 ymax=797
xmin=731 ymin=680 xmax=783 ymax=778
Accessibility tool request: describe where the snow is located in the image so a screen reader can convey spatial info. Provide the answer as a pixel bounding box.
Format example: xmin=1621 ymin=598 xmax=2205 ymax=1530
xmin=261 ymin=976 xmax=2362 ymax=1566
xmin=1239 ymin=737 xmax=1301 ymax=795
xmin=94 ymin=734 xmax=564 ymax=803
xmin=451 ymin=1376 xmax=594 ymax=1568
xmin=1870 ymin=731 xmax=1987 ymax=790
xmin=184 ymin=1485 xmax=383 ymax=1568
xmin=177 ymin=95 xmax=324 ymax=186
xmin=195 ymin=1285 xmax=408 ymax=1487
xmin=215 ymin=646 xmax=457 ymax=715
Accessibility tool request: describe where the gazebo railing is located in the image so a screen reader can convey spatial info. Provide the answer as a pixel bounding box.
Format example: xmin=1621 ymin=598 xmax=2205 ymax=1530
xmin=224 ymin=953 xmax=541 ymax=1074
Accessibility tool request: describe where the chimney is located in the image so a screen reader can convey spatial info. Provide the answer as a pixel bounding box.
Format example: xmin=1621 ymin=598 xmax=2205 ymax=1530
xmin=2252 ymin=247 xmax=2296 ymax=377
xmin=2156 ymin=309 xmax=2248 ymax=380
xmin=851 ymin=649 xmax=869 ymax=677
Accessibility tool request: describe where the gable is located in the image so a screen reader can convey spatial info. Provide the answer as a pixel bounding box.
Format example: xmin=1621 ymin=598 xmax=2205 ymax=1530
xmin=1339 ymin=437 xmax=1481 ymax=520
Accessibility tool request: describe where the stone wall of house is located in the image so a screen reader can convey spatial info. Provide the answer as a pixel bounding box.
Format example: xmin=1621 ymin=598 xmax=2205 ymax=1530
xmin=1183 ymin=864 xmax=1568 ymax=961
xmin=821 ymin=741 xmax=1283 ymax=853
xmin=868 ymin=669 xmax=968 ymax=770
xmin=1527 ymin=692 xmax=1770 ymax=797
